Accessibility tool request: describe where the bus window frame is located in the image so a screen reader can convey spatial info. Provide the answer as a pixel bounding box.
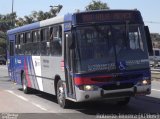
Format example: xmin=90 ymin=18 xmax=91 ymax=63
xmin=41 ymin=28 xmax=49 ymax=42
xmin=50 ymin=25 xmax=63 ymax=56
xmin=25 ymin=32 xmax=32 ymax=43
xmin=31 ymin=29 xmax=41 ymax=55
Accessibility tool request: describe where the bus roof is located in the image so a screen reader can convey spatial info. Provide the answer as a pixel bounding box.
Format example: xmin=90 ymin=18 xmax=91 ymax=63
xmin=7 ymin=16 xmax=65 ymax=35
xmin=73 ymin=9 xmax=140 ymax=14
xmin=7 ymin=9 xmax=142 ymax=35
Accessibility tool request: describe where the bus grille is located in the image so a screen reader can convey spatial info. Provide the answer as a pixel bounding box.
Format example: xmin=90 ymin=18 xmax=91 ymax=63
xmin=113 ymin=74 xmax=143 ymax=81
xmin=101 ymin=83 xmax=134 ymax=90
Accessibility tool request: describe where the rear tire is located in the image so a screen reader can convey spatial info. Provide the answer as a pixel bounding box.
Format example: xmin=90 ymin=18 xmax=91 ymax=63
xmin=57 ymin=80 xmax=70 ymax=108
xmin=22 ymin=73 xmax=30 ymax=94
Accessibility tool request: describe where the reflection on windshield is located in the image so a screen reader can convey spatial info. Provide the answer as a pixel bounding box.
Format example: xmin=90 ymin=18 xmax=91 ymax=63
xmin=129 ymin=26 xmax=144 ymax=51
xmin=75 ymin=24 xmax=148 ymax=73
xmin=112 ymin=25 xmax=148 ymax=60
xmin=76 ymin=25 xmax=116 ymax=73
xmin=76 ymin=25 xmax=114 ymax=60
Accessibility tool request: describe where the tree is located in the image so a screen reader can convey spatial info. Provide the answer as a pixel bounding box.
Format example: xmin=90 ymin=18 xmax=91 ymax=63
xmin=24 ymin=15 xmax=34 ymax=24
xmin=0 ymin=13 xmax=17 ymax=57
xmin=0 ymin=31 xmax=6 ymax=56
xmin=0 ymin=31 xmax=6 ymax=39
xmin=0 ymin=12 xmax=17 ymax=32
xmin=15 ymin=4 xmax=63 ymax=26
xmin=85 ymin=0 xmax=109 ymax=11
xmin=36 ymin=4 xmax=63 ymax=21
xmin=15 ymin=17 xmax=25 ymax=26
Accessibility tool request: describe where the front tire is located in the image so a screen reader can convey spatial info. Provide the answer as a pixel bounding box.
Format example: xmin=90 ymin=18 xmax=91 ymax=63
xmin=22 ymin=73 xmax=30 ymax=94
xmin=57 ymin=80 xmax=70 ymax=108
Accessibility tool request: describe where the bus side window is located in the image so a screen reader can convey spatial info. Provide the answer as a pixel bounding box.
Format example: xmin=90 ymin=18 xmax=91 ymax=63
xmin=15 ymin=34 xmax=23 ymax=55
xmin=128 ymin=27 xmax=144 ymax=51
xmin=32 ymin=30 xmax=40 ymax=55
xmin=50 ymin=25 xmax=62 ymax=56
xmin=20 ymin=33 xmax=24 ymax=55
xmin=40 ymin=28 xmax=50 ymax=56
xmin=9 ymin=41 xmax=14 ymax=56
xmin=25 ymin=32 xmax=32 ymax=55
xmin=15 ymin=34 xmax=19 ymax=54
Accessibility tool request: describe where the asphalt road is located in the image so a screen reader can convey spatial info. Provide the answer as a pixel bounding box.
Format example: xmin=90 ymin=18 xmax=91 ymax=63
xmin=0 ymin=65 xmax=160 ymax=119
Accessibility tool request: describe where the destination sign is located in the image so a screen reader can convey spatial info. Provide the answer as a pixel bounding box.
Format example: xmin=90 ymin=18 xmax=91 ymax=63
xmin=74 ymin=11 xmax=142 ymax=24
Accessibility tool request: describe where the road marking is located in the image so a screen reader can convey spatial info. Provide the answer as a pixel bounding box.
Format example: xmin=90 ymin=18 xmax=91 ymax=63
xmin=5 ymin=90 xmax=49 ymax=112
xmin=31 ymin=102 xmax=48 ymax=111
xmin=17 ymin=95 xmax=29 ymax=102
xmin=6 ymin=90 xmax=29 ymax=102
xmin=152 ymin=89 xmax=160 ymax=92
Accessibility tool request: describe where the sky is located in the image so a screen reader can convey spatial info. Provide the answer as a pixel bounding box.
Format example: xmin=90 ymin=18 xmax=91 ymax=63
xmin=0 ymin=0 xmax=160 ymax=33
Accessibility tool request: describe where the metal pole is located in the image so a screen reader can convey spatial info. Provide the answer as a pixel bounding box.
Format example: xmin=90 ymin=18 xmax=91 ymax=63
xmin=12 ymin=0 xmax=14 ymax=27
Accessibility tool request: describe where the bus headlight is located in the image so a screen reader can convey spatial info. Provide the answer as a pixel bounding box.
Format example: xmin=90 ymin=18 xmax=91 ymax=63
xmin=79 ymin=85 xmax=98 ymax=91
xmin=137 ymin=79 xmax=151 ymax=86
xmin=142 ymin=80 xmax=148 ymax=85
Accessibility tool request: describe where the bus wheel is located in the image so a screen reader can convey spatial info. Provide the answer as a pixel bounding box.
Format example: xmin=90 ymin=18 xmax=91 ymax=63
xmin=57 ymin=80 xmax=69 ymax=108
xmin=117 ymin=97 xmax=130 ymax=106
xmin=22 ymin=73 xmax=29 ymax=94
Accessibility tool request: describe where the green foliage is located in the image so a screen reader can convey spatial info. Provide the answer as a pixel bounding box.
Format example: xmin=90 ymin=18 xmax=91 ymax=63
xmin=15 ymin=4 xmax=63 ymax=27
xmin=0 ymin=31 xmax=6 ymax=39
xmin=85 ymin=0 xmax=110 ymax=11
xmin=0 ymin=31 xmax=7 ymax=55
xmin=0 ymin=38 xmax=6 ymax=48
xmin=0 ymin=12 xmax=17 ymax=32
xmin=0 ymin=4 xmax=63 ymax=29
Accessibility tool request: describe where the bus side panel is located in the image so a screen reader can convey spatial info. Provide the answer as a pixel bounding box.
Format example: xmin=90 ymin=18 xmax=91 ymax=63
xmin=7 ymin=35 xmax=15 ymax=82
xmin=23 ymin=56 xmax=38 ymax=89
xmin=20 ymin=55 xmax=42 ymax=90
xmin=20 ymin=54 xmax=65 ymax=93
xmin=40 ymin=56 xmax=65 ymax=95
xmin=14 ymin=55 xmax=25 ymax=85
xmin=31 ymin=56 xmax=43 ymax=91
xmin=10 ymin=56 xmax=15 ymax=81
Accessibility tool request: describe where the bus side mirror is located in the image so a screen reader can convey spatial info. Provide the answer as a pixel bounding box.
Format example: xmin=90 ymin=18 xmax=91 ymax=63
xmin=144 ymin=26 xmax=153 ymax=56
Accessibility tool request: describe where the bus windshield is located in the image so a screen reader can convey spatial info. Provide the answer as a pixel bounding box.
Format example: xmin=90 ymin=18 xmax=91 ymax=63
xmin=75 ymin=24 xmax=149 ymax=73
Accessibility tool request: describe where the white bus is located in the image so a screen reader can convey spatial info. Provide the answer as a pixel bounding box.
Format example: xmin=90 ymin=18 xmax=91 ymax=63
xmin=7 ymin=10 xmax=152 ymax=108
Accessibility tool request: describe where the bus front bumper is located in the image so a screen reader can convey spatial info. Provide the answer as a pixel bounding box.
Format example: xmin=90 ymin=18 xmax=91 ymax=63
xmin=74 ymin=85 xmax=151 ymax=102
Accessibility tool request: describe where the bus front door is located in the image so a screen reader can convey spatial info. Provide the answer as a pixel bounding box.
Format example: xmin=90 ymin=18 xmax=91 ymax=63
xmin=65 ymin=32 xmax=76 ymax=99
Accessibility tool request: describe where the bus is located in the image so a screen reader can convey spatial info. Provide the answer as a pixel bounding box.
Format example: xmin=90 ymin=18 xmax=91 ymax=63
xmin=7 ymin=9 xmax=153 ymax=108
